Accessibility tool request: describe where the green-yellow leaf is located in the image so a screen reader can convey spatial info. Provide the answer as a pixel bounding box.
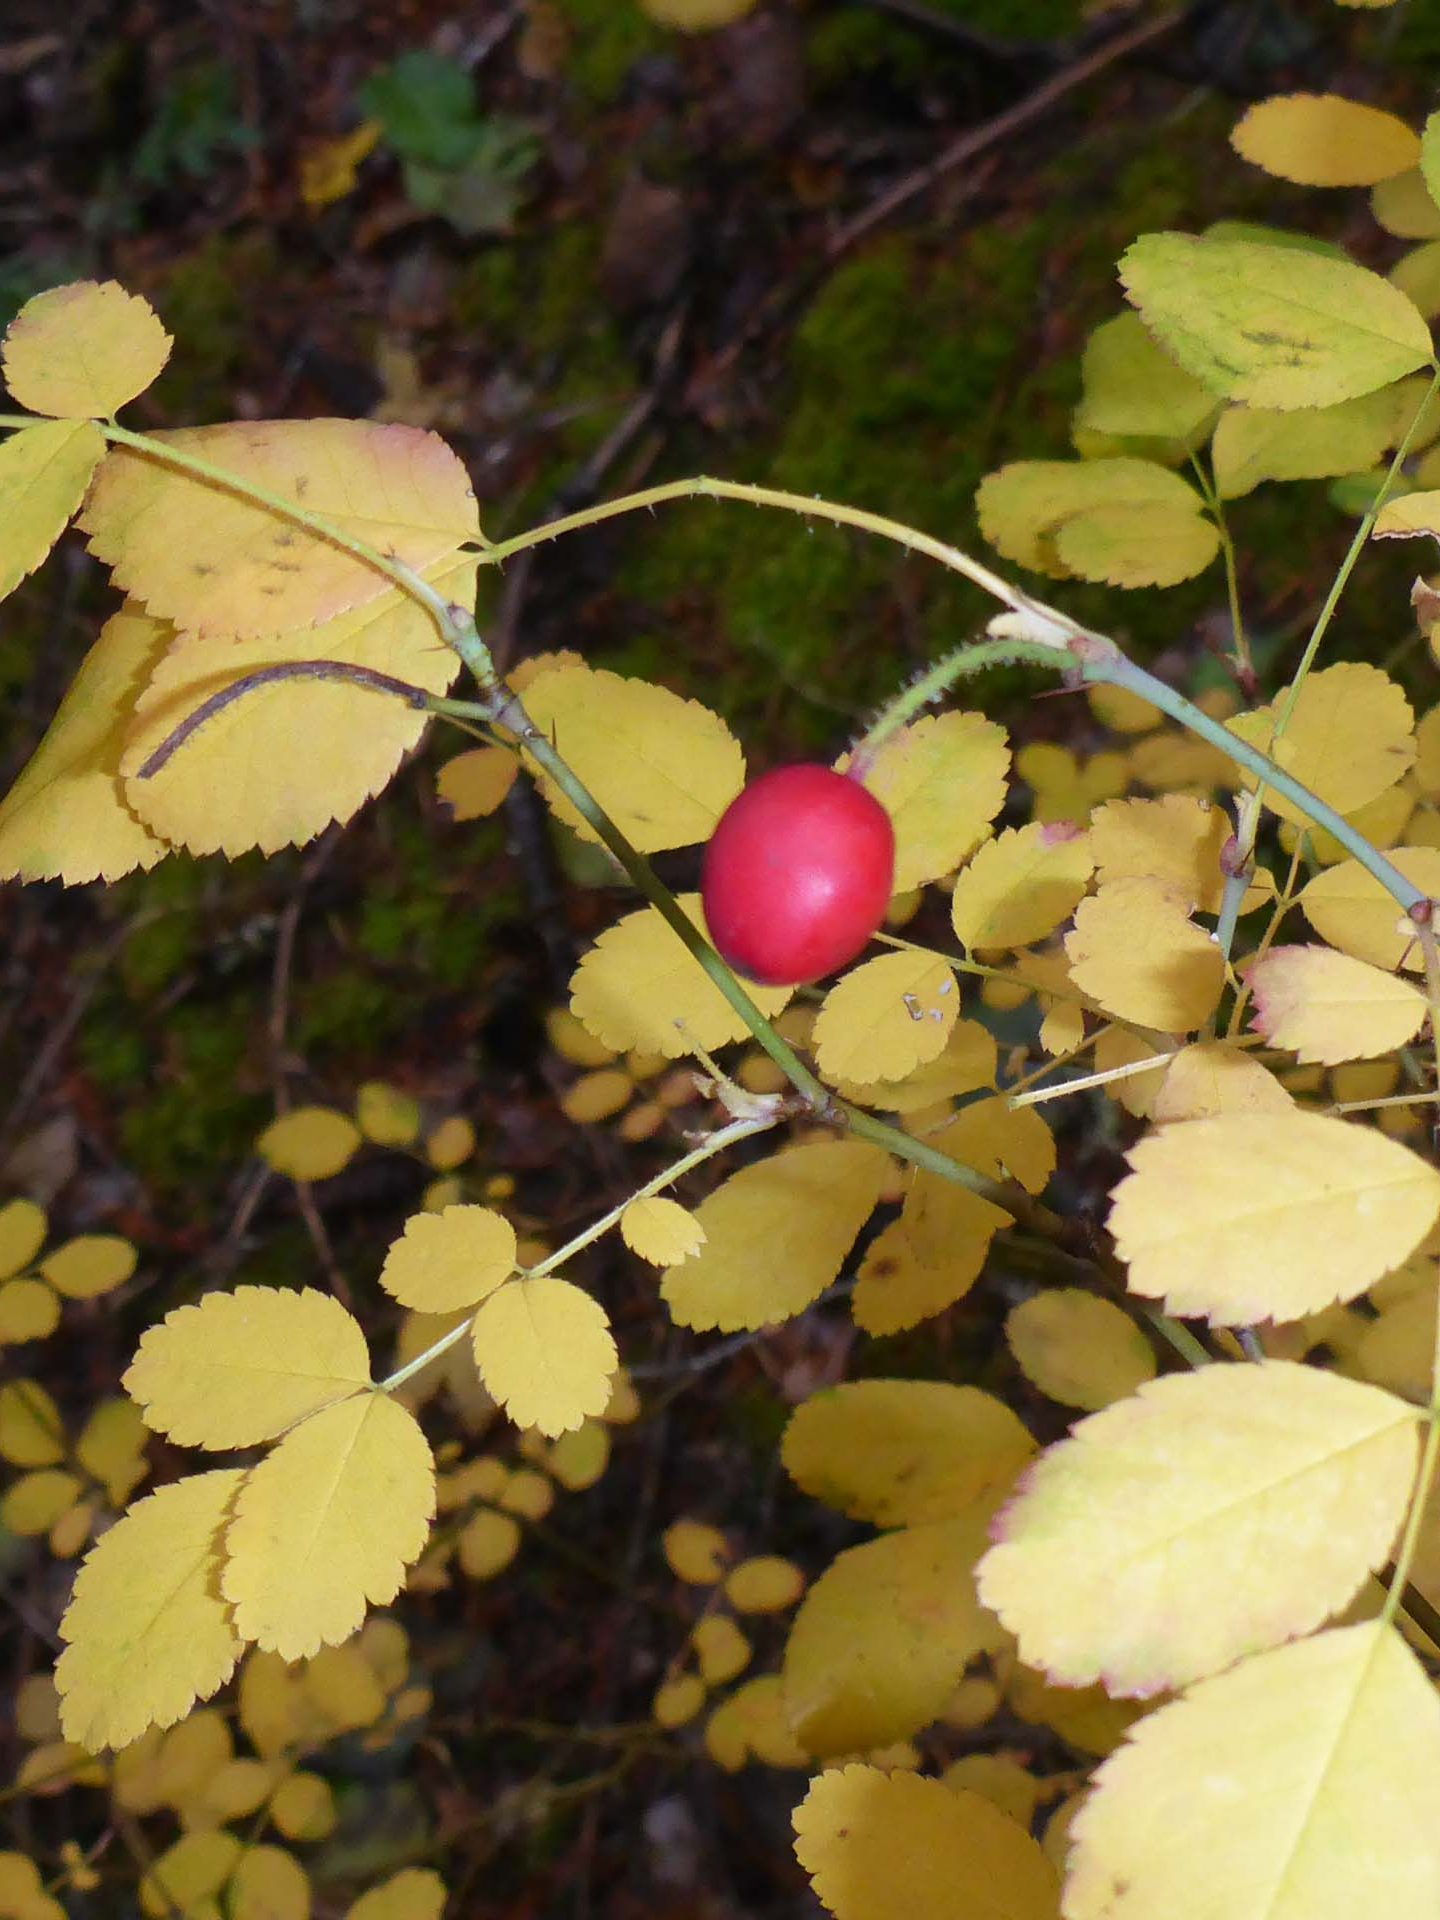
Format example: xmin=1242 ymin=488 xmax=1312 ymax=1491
xmin=471 ymin=1275 xmax=618 ymax=1436
xmin=2 ymin=1468 xmax=82 ymax=1535
xmin=520 ymin=664 xmax=745 ymax=853
xmin=726 ymin=1555 xmax=805 ymax=1613
xmin=40 ymin=1233 xmax=136 ymax=1300
xmin=1065 ymin=880 xmax=1223 ymax=1032
xmin=344 ymin=1869 xmax=447 ymax=1920
xmin=270 ymin=1771 xmax=338 ymax=1840
xmin=1074 ymin=310 xmax=1221 ymax=443
xmin=1246 ymin=944 xmax=1427 ymax=1064
xmin=0 ymin=1380 xmax=64 ymax=1466
xmin=639 ymin=0 xmax=757 ymax=25
xmin=356 ymin=1081 xmax=420 ymax=1147
xmin=813 ymin=950 xmax=958 ymax=1085
xmin=1231 ymin=93 xmax=1420 ymax=186
xmin=222 ymin=1393 xmax=435 ymax=1659
xmin=855 ymin=711 xmax=1009 ymax=890
xmin=951 ymin=821 xmax=1093 ymax=951
xmin=0 ymin=1277 xmax=60 ymax=1344
xmin=1053 ymin=498 xmax=1220 ymax=588
xmin=119 ymin=553 xmax=474 ymax=859
xmin=56 ymin=1468 xmax=246 ymax=1751
xmin=661 ymin=1140 xmax=890 ymax=1332
xmin=1389 ymin=240 xmax=1440 ymax=319
xmin=794 ymin=1767 xmax=1059 ymax=1920
xmin=1213 ymin=388 xmax=1407 ymax=498
xmin=569 ymin=892 xmax=794 ymax=1057
xmin=979 ymin=1362 xmax=1416 ymax=1695
xmin=0 ymin=1854 xmax=66 ymax=1920
xmin=1110 ymin=1110 xmax=1440 ymax=1322
xmin=0 ymin=605 xmax=172 ymax=884
xmin=782 ymin=1380 xmax=1036 ymax=1528
xmin=257 ymin=1107 xmax=362 ymax=1181
xmin=1298 ymin=846 xmax=1440 ymax=970
xmin=620 ymin=1195 xmax=705 ymax=1265
xmin=1120 ymin=232 xmax=1433 ymax=408
xmin=124 ymin=1286 xmax=371 ymax=1448
xmin=1372 ymin=168 xmax=1440 ymax=240
xmin=139 ymin=1831 xmax=242 ymax=1918
xmin=1005 ymin=1289 xmax=1156 ymax=1411
xmin=81 ymin=418 xmax=480 ymax=639
xmin=0 ymin=419 xmax=105 ymax=604
xmin=1226 ymin=661 xmax=1414 ymax=828
xmin=976 ymin=457 xmax=1202 ymax=578
xmin=664 ymin=1518 xmax=730 ymax=1584
xmin=379 ymin=1206 xmax=517 ymax=1313
xmin=75 ymin=1395 xmax=149 ymax=1507
xmin=0 ymin=1198 xmax=46 ymax=1280
xmin=1424 ymin=109 xmax=1440 ymax=210
xmin=229 ymin=1846 xmax=311 ymax=1920
xmin=436 ymin=745 xmax=518 ymax=821
xmin=1065 ymin=1623 xmax=1440 ymax=1920
xmin=783 ymin=1514 xmax=1008 ymax=1755
xmin=2 ymin=281 xmax=172 ymax=418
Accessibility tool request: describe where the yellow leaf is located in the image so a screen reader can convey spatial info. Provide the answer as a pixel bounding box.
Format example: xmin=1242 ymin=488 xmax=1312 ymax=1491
xmin=661 ymin=1140 xmax=890 ymax=1332
xmin=812 ymin=951 xmax=958 ymax=1085
xmin=299 ymin=119 xmax=381 ymax=209
xmin=355 ymin=1082 xmax=420 ymax=1148
xmin=832 ymin=1016 xmax=997 ymax=1115
xmin=559 ymin=1066 xmax=633 ymax=1123
xmin=928 ymin=1098 xmax=1055 ymax=1195
xmin=795 ymin=1767 xmax=1059 ymax=1920
xmin=982 ymin=1362 xmax=1416 ymax=1694
xmin=1008 ymin=1666 xmax=1148 ymax=1757
xmin=436 ymin=745 xmax=518 ymax=821
xmin=124 ymin=1285 xmax=371 ymax=1448
xmin=1150 ymin=1040 xmax=1292 ymax=1123
xmin=1426 ymin=108 xmax=1440 ymax=214
xmin=950 ymin=821 xmax=1092 ymax=951
xmin=0 ymin=1854 xmax=66 ymax=1920
xmin=120 ymin=551 xmax=474 ymax=858
xmin=257 ymin=1108 xmax=362 ymax=1181
xmin=941 ymin=1755 xmax=1043 ymax=1829
xmin=545 ymin=1420 xmax=610 ymax=1490
xmin=222 ymin=1393 xmax=435 ymax=1659
xmin=1053 ymin=498 xmax=1219 ymax=588
xmin=0 ymin=605 xmax=172 ymax=884
xmin=856 ymin=711 xmax=1010 ymax=890
xmin=706 ymin=1674 xmax=808 ymax=1771
xmin=270 ymin=1770 xmax=337 ymax=1840
xmin=2 ymin=280 xmax=171 ymax=418
xmin=1120 ymin=232 xmax=1433 ymax=408
xmin=343 ymin=1869 xmax=447 ymax=1920
xmin=1074 ymin=310 xmax=1220 ymax=443
xmin=520 ymin=664 xmax=745 ymax=853
xmin=40 ymin=1234 xmax=136 ymax=1300
xmin=783 ymin=1380 xmax=1035 ymax=1527
xmin=1015 ymin=741 xmax=1128 ymax=825
xmin=229 ymin=1846 xmax=310 ymax=1920
xmin=726 ymin=1555 xmax=805 ymax=1613
xmin=1005 ymin=1290 xmax=1156 ymax=1411
xmin=1227 ymin=662 xmax=1414 ymax=828
xmin=639 ymin=0 xmax=757 ymax=25
xmin=1065 ymin=880 xmax=1223 ymax=1032
xmin=0 ymin=1379 xmax=63 ymax=1466
xmin=75 ymin=1395 xmax=149 ymax=1506
xmin=0 ymin=418 xmax=105 ymax=603
xmin=1354 ymin=1285 xmax=1435 ymax=1403
xmin=56 ymin=1469 xmax=246 ymax=1751
xmin=569 ymin=892 xmax=794 ymax=1058
xmin=1111 ymin=1110 xmax=1440 ymax=1322
xmin=424 ymin=1115 xmax=475 ymax=1172
xmin=664 ymin=1518 xmax=730 ymax=1584
xmin=1247 ymin=943 xmax=1428 ymax=1063
xmin=976 ymin=457 xmax=1203 ymax=579
xmin=378 ymin=1206 xmax=516 ymax=1314
xmin=1213 ymin=388 xmax=1409 ymax=498
xmin=853 ymin=1182 xmax=1011 ymax=1336
xmin=1065 ymin=1623 xmax=1440 ymax=1920
xmin=1299 ymin=845 xmax=1440 ymax=970
xmin=0 ymin=1198 xmax=46 ymax=1280
xmin=139 ymin=1829 xmax=242 ymax=1918
xmin=783 ymin=1513 xmax=1007 ymax=1755
xmin=653 ymin=1673 xmax=706 ymax=1728
xmin=304 ymin=1643 xmax=388 ymax=1731
xmin=620 ymin=1195 xmax=705 ymax=1265
xmin=2 ymin=1468 xmax=82 ymax=1535
xmin=470 ymin=1275 xmax=617 ymax=1435
xmin=82 ymin=419 xmax=480 ymax=639
xmin=458 ymin=1507 xmax=521 ymax=1580
xmin=1088 ymin=792 xmax=1231 ymax=911
xmin=1232 ymin=92 xmax=1420 ymax=185
xmin=693 ymin=1614 xmax=751 ymax=1686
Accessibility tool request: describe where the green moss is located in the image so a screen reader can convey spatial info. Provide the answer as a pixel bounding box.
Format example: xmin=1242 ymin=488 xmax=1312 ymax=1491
xmin=552 ymin=0 xmax=663 ymax=107
xmin=149 ymin=232 xmax=276 ymax=421
xmin=294 ymin=968 xmax=402 ymax=1062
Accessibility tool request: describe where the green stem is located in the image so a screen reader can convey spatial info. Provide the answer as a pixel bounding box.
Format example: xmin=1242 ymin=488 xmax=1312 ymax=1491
xmin=852 ymin=637 xmax=1068 ymax=766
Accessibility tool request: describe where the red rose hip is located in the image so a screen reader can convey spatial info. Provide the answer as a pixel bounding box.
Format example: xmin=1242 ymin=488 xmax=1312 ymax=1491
xmin=701 ymin=764 xmax=896 ymax=986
